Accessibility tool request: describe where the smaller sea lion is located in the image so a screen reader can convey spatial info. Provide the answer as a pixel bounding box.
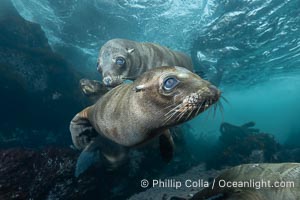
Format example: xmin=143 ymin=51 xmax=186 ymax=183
xmin=97 ymin=38 xmax=194 ymax=87
xmin=70 ymin=66 xmax=220 ymax=176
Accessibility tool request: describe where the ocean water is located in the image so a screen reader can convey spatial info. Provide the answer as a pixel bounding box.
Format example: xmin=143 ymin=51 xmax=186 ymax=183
xmin=1 ymin=0 xmax=300 ymax=199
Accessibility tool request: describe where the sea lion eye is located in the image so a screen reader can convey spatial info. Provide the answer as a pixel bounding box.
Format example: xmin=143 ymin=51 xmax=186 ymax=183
xmin=163 ymin=77 xmax=179 ymax=91
xmin=116 ymin=57 xmax=125 ymax=65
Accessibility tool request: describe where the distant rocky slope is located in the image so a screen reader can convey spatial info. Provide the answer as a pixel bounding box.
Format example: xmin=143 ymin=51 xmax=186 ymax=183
xmin=0 ymin=0 xmax=88 ymax=147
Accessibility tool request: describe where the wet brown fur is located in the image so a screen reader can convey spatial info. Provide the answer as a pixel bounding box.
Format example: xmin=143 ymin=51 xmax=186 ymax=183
xmin=97 ymin=39 xmax=194 ymax=87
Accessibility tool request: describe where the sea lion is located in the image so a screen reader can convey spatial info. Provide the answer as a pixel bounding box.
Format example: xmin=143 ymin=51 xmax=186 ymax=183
xmin=70 ymin=66 xmax=220 ymax=176
xmin=97 ymin=38 xmax=194 ymax=87
xmin=190 ymin=163 xmax=300 ymax=200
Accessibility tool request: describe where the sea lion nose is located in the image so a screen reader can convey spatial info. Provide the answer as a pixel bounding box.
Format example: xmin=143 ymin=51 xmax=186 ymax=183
xmin=209 ymin=85 xmax=221 ymax=98
xmin=103 ymin=76 xmax=112 ymax=86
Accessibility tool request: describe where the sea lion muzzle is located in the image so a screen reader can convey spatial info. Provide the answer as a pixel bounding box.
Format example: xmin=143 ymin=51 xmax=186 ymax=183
xmin=102 ymin=75 xmax=124 ymax=87
xmin=102 ymin=76 xmax=112 ymax=86
xmin=163 ymin=84 xmax=221 ymax=125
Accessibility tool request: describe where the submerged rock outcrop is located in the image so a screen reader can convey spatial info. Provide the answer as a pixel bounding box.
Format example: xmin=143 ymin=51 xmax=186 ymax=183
xmin=191 ymin=163 xmax=300 ymax=200
xmin=0 ymin=148 xmax=102 ymax=200
xmin=207 ymin=122 xmax=281 ymax=168
xmin=0 ymin=0 xmax=87 ymax=147
xmin=129 ymin=164 xmax=221 ymax=200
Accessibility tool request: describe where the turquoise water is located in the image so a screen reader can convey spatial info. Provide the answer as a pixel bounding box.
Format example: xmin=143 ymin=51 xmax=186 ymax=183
xmin=1 ymin=0 xmax=300 ymax=199
xmin=10 ymin=0 xmax=300 ymax=143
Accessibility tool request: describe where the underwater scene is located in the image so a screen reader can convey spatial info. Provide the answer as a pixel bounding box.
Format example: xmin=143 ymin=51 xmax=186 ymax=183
xmin=1 ymin=0 xmax=300 ymax=199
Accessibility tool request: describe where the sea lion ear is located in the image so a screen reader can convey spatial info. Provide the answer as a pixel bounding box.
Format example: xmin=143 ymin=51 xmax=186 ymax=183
xmin=134 ymin=84 xmax=145 ymax=92
xmin=126 ymin=48 xmax=135 ymax=54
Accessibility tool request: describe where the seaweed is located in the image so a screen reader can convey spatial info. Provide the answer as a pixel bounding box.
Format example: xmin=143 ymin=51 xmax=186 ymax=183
xmin=207 ymin=121 xmax=281 ymax=169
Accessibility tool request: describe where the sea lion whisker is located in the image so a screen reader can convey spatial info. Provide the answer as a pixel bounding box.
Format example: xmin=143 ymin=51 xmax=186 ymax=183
xmin=218 ymin=101 xmax=224 ymax=122
xmin=164 ymin=111 xmax=182 ymax=125
xmin=164 ymin=107 xmax=175 ymax=116
xmin=163 ymin=109 xmax=181 ymax=125
xmin=203 ymin=100 xmax=209 ymax=112
xmin=213 ymin=103 xmax=217 ymax=119
xmin=174 ymin=106 xmax=188 ymax=122
xmin=165 ymin=103 xmax=181 ymax=112
xmin=163 ymin=103 xmax=176 ymax=110
xmin=164 ymin=111 xmax=178 ymax=123
xmin=164 ymin=104 xmax=182 ymax=116
xmin=177 ymin=110 xmax=187 ymax=123
xmin=185 ymin=109 xmax=194 ymax=121
xmin=221 ymin=96 xmax=230 ymax=105
xmin=194 ymin=100 xmax=205 ymax=117
xmin=204 ymin=99 xmax=214 ymax=120
xmin=209 ymin=98 xmax=214 ymax=119
xmin=206 ymin=103 xmax=213 ymax=120
xmin=219 ymin=101 xmax=224 ymax=113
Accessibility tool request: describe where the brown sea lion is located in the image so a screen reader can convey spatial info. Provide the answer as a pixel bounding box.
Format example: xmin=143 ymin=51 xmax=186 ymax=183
xmin=70 ymin=66 xmax=220 ymax=176
xmin=190 ymin=163 xmax=300 ymax=200
xmin=97 ymin=38 xmax=194 ymax=87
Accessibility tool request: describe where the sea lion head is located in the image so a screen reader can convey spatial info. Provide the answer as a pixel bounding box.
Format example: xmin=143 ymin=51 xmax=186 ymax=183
xmin=97 ymin=39 xmax=136 ymax=88
xmin=133 ymin=66 xmax=221 ymax=127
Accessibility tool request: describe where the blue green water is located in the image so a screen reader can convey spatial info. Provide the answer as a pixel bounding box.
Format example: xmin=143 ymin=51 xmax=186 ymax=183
xmin=10 ymin=0 xmax=300 ymax=144
xmin=1 ymin=0 xmax=300 ymax=199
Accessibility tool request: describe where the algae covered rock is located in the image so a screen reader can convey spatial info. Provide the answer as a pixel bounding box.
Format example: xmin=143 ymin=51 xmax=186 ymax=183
xmin=191 ymin=163 xmax=300 ymax=200
xmin=0 ymin=0 xmax=87 ymax=146
xmin=208 ymin=122 xmax=281 ymax=168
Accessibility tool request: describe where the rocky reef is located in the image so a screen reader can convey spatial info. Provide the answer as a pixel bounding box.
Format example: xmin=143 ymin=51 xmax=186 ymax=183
xmin=0 ymin=0 xmax=88 ymax=147
xmin=128 ymin=122 xmax=300 ymax=199
xmin=1 ymin=1 xmax=299 ymax=200
xmin=0 ymin=148 xmax=104 ymax=200
xmin=191 ymin=163 xmax=300 ymax=200
xmin=129 ymin=164 xmax=221 ymax=200
xmin=0 ymin=145 xmax=199 ymax=200
xmin=207 ymin=121 xmax=281 ymax=168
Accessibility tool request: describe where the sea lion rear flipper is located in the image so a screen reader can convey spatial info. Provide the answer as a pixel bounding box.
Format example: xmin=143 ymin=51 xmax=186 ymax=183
xmin=75 ymin=136 xmax=102 ymax=177
xmin=159 ymin=129 xmax=175 ymax=163
xmin=75 ymin=135 xmax=129 ymax=177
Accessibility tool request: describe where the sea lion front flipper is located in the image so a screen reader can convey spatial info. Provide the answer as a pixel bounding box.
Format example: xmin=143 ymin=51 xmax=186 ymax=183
xmin=80 ymin=79 xmax=109 ymax=102
xmin=70 ymin=106 xmax=97 ymax=150
xmin=75 ymin=136 xmax=102 ymax=177
xmin=159 ymin=129 xmax=175 ymax=163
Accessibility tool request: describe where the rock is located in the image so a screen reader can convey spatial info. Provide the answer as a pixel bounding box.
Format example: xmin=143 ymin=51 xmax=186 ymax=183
xmin=0 ymin=148 xmax=100 ymax=200
xmin=128 ymin=164 xmax=221 ymax=200
xmin=190 ymin=163 xmax=300 ymax=200
xmin=207 ymin=122 xmax=281 ymax=168
xmin=1 ymin=147 xmax=189 ymax=200
xmin=0 ymin=0 xmax=88 ymax=147
xmin=274 ymin=148 xmax=300 ymax=163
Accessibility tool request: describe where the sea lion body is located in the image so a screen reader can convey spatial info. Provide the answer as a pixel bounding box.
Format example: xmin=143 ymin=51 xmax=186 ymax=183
xmin=97 ymin=38 xmax=194 ymax=87
xmin=70 ymin=66 xmax=220 ymax=176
